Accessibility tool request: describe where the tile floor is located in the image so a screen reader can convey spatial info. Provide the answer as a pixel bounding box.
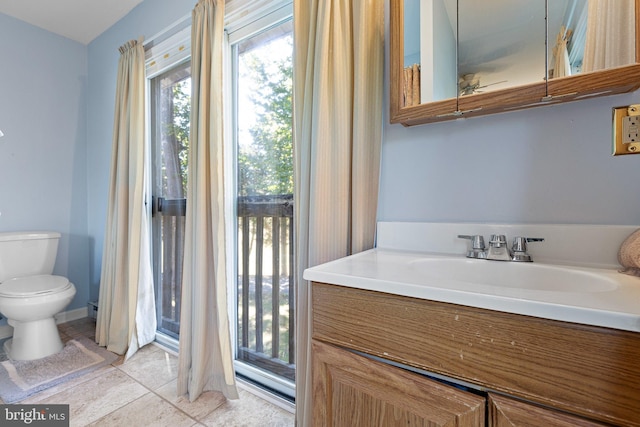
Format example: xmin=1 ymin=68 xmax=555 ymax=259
xmin=0 ymin=318 xmax=295 ymax=426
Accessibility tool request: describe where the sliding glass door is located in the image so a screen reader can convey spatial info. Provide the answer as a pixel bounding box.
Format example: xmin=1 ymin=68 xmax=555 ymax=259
xmin=231 ymin=16 xmax=295 ymax=398
xmin=149 ymin=61 xmax=190 ymax=341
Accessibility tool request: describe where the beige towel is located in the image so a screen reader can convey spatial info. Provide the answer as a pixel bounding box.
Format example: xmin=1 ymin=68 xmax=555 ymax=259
xmin=618 ymin=228 xmax=640 ymax=277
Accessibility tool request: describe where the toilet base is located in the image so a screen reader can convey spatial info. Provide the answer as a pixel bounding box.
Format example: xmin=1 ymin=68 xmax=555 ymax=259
xmin=5 ymin=317 xmax=64 ymax=361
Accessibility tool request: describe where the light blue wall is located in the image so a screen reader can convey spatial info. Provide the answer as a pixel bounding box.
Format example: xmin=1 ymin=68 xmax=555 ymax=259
xmin=379 ymin=90 xmax=640 ymax=225
xmin=86 ymin=0 xmax=194 ymax=300
xmin=0 ymin=13 xmax=90 ymax=320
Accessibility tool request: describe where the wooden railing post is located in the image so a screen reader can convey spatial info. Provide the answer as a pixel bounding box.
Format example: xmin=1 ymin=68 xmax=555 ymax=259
xmin=272 ymin=217 xmax=281 ymax=360
xmin=255 ymin=217 xmax=264 ymax=354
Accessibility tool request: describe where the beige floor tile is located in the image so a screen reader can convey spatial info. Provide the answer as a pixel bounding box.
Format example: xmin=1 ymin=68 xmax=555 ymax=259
xmin=29 ymin=368 xmax=149 ymax=426
xmin=87 ymin=392 xmax=198 ymax=427
xmin=58 ymin=318 xmax=98 ymax=342
xmin=200 ymin=389 xmax=294 ymax=427
xmin=155 ymin=379 xmax=227 ymax=421
xmin=125 ymin=341 xmax=163 ymax=361
xmin=116 ymin=344 xmax=178 ymax=390
xmin=4 ymin=318 xmax=295 ymax=426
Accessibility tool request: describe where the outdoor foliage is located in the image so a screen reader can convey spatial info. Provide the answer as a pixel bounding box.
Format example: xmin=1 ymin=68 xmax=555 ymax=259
xmin=238 ymin=36 xmax=293 ymax=196
xmin=165 ymin=79 xmax=190 ymax=196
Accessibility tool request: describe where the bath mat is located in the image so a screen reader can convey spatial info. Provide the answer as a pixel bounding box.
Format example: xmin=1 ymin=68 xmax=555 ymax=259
xmin=0 ymin=337 xmax=118 ymax=403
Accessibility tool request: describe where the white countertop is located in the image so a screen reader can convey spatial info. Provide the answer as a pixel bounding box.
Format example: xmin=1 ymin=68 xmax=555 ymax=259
xmin=303 ymin=248 xmax=640 ymax=333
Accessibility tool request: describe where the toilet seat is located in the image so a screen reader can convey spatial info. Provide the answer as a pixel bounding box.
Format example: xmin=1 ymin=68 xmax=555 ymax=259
xmin=0 ymin=275 xmax=72 ymax=297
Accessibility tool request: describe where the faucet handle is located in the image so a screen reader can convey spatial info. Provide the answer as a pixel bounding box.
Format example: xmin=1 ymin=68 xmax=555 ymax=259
xmin=457 ymin=235 xmax=487 ymax=259
xmin=458 ymin=234 xmax=485 ymax=250
xmin=489 ymin=234 xmax=508 ymax=247
xmin=512 ymin=236 xmax=544 ymax=251
xmin=511 ymin=237 xmax=544 ymax=262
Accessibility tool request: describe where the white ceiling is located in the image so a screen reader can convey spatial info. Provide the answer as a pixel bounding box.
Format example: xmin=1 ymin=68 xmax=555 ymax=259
xmin=0 ymin=0 xmax=144 ymax=45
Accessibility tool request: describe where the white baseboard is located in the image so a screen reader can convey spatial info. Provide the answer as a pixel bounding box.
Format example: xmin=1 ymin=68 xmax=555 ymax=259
xmin=55 ymin=307 xmax=88 ymax=324
xmin=0 ymin=307 xmax=90 ymax=340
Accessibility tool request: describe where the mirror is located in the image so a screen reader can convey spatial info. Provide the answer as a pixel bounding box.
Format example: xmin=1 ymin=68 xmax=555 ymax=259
xmin=403 ymin=0 xmax=457 ymax=104
xmin=458 ymin=0 xmax=546 ymax=97
xmin=402 ymin=0 xmax=549 ymax=105
xmin=390 ymin=0 xmax=640 ymax=125
xmin=547 ymin=0 xmax=636 ymax=78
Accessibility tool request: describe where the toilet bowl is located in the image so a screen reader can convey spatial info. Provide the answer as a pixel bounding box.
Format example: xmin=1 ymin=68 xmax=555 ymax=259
xmin=0 ymin=232 xmax=77 ymax=361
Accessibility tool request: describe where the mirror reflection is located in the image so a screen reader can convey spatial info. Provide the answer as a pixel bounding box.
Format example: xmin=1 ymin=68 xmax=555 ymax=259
xmin=548 ymin=0 xmax=636 ymax=78
xmin=403 ymin=0 xmax=457 ymax=105
xmin=458 ymin=0 xmax=545 ymax=96
xmin=403 ymin=0 xmax=637 ymax=107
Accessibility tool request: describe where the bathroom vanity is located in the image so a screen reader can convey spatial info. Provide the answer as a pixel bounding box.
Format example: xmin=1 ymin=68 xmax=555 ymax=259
xmin=304 ymin=223 xmax=640 ymax=426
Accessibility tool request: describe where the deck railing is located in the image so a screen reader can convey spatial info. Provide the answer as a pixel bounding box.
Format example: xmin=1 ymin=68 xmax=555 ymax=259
xmin=237 ymin=194 xmax=295 ymax=382
xmin=154 ymin=197 xmax=187 ymax=338
xmin=154 ymin=194 xmax=295 ymax=382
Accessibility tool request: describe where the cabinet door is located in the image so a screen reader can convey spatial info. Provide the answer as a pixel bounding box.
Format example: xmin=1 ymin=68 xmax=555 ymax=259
xmin=489 ymin=394 xmax=608 ymax=427
xmin=312 ymin=340 xmax=485 ymax=427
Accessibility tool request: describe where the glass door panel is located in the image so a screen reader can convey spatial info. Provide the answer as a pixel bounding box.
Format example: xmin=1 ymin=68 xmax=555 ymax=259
xmin=150 ymin=61 xmax=190 ymax=340
xmin=234 ymin=20 xmax=295 ymax=397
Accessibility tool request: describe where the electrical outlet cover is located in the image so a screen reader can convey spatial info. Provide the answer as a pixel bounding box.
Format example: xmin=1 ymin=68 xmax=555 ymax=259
xmin=613 ymin=104 xmax=640 ymax=156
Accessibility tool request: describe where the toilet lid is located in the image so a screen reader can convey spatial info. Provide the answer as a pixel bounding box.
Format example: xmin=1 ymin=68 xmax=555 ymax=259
xmin=0 ymin=275 xmax=71 ymax=297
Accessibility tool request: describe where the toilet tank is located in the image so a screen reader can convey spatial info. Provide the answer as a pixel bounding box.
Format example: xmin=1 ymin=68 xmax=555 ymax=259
xmin=0 ymin=231 xmax=61 ymax=282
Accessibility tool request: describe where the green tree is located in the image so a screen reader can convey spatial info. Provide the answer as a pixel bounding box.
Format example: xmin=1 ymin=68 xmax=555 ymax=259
xmin=238 ymin=36 xmax=293 ymax=196
xmin=166 ymin=79 xmax=190 ymax=196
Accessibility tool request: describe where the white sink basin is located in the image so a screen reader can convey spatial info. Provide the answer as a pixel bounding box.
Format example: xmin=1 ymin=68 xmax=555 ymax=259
xmin=304 ymin=248 xmax=640 ymax=332
xmin=409 ymin=257 xmax=618 ymax=293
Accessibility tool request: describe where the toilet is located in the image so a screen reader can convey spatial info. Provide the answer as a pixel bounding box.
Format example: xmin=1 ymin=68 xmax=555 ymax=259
xmin=0 ymin=231 xmax=76 ymax=361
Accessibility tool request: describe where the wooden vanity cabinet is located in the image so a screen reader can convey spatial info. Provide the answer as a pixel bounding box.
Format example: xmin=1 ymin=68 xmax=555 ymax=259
xmin=311 ymin=282 xmax=640 ymax=426
xmin=312 ymin=339 xmax=485 ymax=426
xmin=488 ymin=394 xmax=608 ymax=427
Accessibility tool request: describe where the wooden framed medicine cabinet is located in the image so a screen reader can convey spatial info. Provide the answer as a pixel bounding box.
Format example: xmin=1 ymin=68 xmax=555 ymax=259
xmin=390 ymin=0 xmax=640 ymax=127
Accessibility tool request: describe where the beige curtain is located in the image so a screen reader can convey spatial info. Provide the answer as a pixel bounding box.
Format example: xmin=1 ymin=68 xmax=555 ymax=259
xmin=552 ymin=26 xmax=572 ymax=78
xmin=583 ymin=0 xmax=635 ymax=72
xmin=96 ymin=38 xmax=157 ymax=360
xmin=177 ymin=0 xmax=239 ymax=402
xmin=293 ymin=0 xmax=384 ymax=424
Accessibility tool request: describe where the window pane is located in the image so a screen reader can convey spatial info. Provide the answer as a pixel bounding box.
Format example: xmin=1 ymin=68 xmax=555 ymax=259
xmin=150 ymin=61 xmax=190 ymax=340
xmin=237 ymin=23 xmax=293 ymax=197
xmin=235 ymin=20 xmax=295 ymax=393
xmin=152 ymin=63 xmax=190 ymax=199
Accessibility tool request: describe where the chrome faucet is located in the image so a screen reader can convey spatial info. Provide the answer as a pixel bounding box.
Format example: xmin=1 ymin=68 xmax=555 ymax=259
xmin=486 ymin=234 xmax=511 ymax=261
xmin=459 ymin=234 xmax=544 ymax=262
xmin=511 ymin=237 xmax=544 ymax=262
xmin=457 ymin=235 xmax=487 ymax=259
